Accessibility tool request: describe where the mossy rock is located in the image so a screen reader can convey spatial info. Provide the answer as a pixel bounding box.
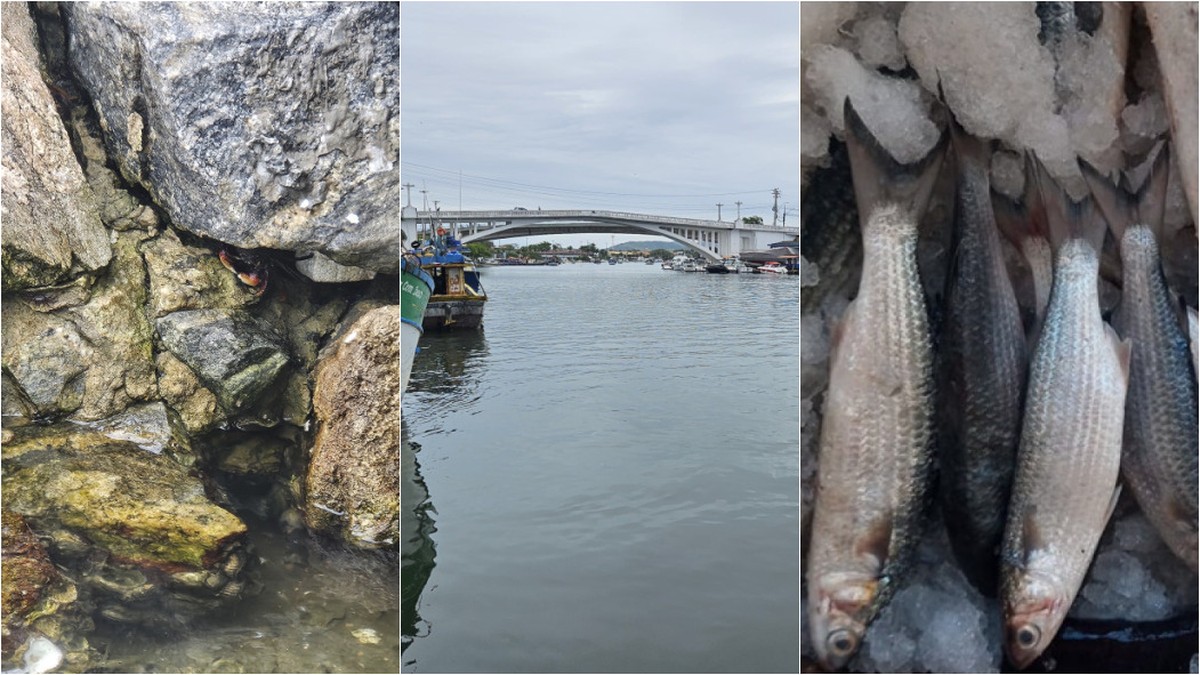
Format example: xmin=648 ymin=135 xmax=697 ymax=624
xmin=2 ymin=426 xmax=246 ymax=571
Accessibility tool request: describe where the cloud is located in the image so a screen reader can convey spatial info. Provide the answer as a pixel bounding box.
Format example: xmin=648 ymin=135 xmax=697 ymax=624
xmin=401 ymin=2 xmax=798 ymax=220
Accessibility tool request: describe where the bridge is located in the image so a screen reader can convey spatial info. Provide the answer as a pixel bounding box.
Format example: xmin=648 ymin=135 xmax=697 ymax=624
xmin=401 ymin=206 xmax=799 ymax=262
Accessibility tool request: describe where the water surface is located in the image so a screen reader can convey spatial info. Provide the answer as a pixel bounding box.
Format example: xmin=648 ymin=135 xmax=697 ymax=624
xmin=403 ymin=263 xmax=800 ymax=673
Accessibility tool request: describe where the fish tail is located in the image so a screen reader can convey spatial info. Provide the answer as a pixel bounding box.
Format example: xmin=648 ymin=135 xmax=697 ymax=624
xmin=1080 ymin=143 xmax=1171 ymax=243
xmin=947 ymin=114 xmax=992 ymax=173
xmin=992 ymin=189 xmax=1029 ymax=249
xmin=843 ymin=97 xmax=948 ymax=228
xmin=1031 ymin=153 xmax=1105 ymax=253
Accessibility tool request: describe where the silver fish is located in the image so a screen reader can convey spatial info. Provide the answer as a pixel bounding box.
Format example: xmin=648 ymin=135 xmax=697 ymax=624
xmin=937 ymin=120 xmax=1028 ymax=596
xmin=999 ymin=157 xmax=1129 ymax=670
xmin=993 ymin=155 xmax=1054 ymax=337
xmin=805 ymin=98 xmax=946 ymax=670
xmin=1080 ymin=145 xmax=1199 ymax=571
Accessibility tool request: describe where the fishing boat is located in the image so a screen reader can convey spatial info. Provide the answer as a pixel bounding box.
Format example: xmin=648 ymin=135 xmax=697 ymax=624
xmin=402 ymin=255 xmax=434 ymax=392
xmin=414 ymin=230 xmax=488 ymax=331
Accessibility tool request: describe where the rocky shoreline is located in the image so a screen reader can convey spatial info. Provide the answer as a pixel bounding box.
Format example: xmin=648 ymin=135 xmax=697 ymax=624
xmin=1 ymin=3 xmax=398 ymax=670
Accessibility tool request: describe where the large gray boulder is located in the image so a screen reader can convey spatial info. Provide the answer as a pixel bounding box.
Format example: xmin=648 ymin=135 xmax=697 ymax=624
xmin=65 ymin=3 xmax=399 ymax=275
xmin=1 ymin=3 xmax=111 ymax=291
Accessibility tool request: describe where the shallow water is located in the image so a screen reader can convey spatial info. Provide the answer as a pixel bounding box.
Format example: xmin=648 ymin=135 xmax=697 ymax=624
xmin=88 ymin=510 xmax=400 ymax=673
xmin=402 ymin=262 xmax=800 ymax=673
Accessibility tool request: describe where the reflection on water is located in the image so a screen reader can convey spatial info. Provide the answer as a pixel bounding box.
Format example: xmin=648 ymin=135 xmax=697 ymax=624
xmin=401 ymin=422 xmax=437 ymax=657
xmin=402 ymin=265 xmax=799 ymax=673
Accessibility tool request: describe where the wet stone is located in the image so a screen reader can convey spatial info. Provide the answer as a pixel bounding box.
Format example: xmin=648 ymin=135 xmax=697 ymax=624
xmin=1 ymin=425 xmax=248 ymax=573
xmin=156 ymin=309 xmax=291 ymax=414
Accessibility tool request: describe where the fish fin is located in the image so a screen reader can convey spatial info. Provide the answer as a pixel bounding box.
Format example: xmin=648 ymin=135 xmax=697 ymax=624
xmin=947 ymin=112 xmax=992 ymax=172
xmin=1033 ymin=153 xmax=1105 ymax=253
xmin=1103 ymin=484 xmax=1123 ymax=527
xmin=843 ymin=97 xmax=949 ymax=228
xmin=1079 ymin=156 xmax=1132 ymax=243
xmin=1022 ymin=152 xmax=1051 ymax=242
xmin=991 ymin=188 xmax=1028 ymax=249
xmin=1104 ymin=322 xmax=1132 ymax=386
xmin=854 ymin=514 xmax=893 ymax=570
xmin=1129 ymin=142 xmax=1171 ymax=241
xmin=828 ymin=303 xmax=854 ymax=364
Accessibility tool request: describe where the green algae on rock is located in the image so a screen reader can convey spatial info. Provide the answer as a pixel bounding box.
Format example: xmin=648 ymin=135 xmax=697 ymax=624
xmin=2 ymin=427 xmax=247 ymax=571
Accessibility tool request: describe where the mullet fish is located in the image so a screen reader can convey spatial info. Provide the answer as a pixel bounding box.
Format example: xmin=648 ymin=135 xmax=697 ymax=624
xmin=999 ymin=158 xmax=1129 ymax=670
xmin=938 ymin=120 xmax=1028 ymax=597
xmin=993 ymin=155 xmax=1054 ymax=339
xmin=1080 ymin=145 xmax=1199 ymax=571
xmin=806 ymin=98 xmax=946 ymax=670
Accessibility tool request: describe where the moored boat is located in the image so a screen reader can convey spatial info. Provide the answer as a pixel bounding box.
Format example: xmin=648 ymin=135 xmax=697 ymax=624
xmin=414 ymin=233 xmax=488 ymax=331
xmin=402 ymin=255 xmax=435 ymax=392
xmin=758 ymin=261 xmax=788 ymax=274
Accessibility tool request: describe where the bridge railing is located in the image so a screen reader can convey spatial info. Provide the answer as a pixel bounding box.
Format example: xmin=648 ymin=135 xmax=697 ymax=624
xmin=407 ymin=209 xmax=795 ymax=230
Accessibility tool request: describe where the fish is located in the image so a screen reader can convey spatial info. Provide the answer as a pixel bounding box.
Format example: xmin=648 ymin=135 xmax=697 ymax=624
xmin=805 ymin=97 xmax=946 ymax=670
xmin=1143 ymin=4 xmax=1199 ymax=226
xmin=936 ymin=119 xmax=1028 ymax=597
xmin=993 ymin=155 xmax=1055 ymax=341
xmin=1188 ymin=304 xmax=1199 ymax=381
xmin=1079 ymin=145 xmax=1199 ymax=571
xmin=801 ymin=138 xmax=862 ymax=315
xmin=999 ymin=156 xmax=1129 ymax=670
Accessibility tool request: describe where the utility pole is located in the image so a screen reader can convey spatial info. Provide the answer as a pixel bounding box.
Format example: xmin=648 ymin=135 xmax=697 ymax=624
xmin=716 ymin=203 xmax=723 ymax=221
xmin=771 ymin=188 xmax=781 ymax=227
xmin=735 ymin=200 xmax=742 ymax=222
xmin=782 ymin=203 xmax=788 ymax=227
xmin=403 ymin=182 xmax=414 ymax=207
xmin=420 ymin=185 xmax=428 ymax=211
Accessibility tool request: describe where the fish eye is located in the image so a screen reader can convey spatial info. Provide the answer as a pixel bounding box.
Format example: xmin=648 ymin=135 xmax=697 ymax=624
xmin=826 ymin=629 xmax=858 ymax=656
xmin=1016 ymin=624 xmax=1040 ymax=648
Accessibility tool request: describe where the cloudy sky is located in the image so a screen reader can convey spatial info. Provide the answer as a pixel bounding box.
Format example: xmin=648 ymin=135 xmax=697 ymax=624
xmin=401 ymin=2 xmax=799 ymax=246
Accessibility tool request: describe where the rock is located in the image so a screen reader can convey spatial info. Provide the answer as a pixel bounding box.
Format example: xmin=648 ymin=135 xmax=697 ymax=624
xmin=305 ymin=306 xmax=399 ymax=548
xmin=141 ymin=229 xmax=259 ymax=318
xmin=156 ymin=309 xmax=291 ymax=414
xmin=215 ymin=434 xmax=287 ymax=476
xmin=2 ymin=426 xmax=251 ymax=626
xmin=84 ymin=401 xmax=177 ymax=456
xmin=0 ymin=3 xmax=111 ymax=291
xmin=295 ymin=251 xmax=377 ymax=283
xmin=2 ymin=231 xmax=158 ymax=421
xmin=65 ymin=3 xmax=399 ymax=274
xmin=155 ymin=351 xmax=223 ymax=434
xmin=2 ymin=510 xmax=92 ymax=672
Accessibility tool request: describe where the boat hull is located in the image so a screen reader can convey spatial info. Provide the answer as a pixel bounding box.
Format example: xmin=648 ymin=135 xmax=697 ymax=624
xmin=402 ymin=260 xmax=434 ymax=393
xmin=423 ymin=298 xmax=486 ymax=331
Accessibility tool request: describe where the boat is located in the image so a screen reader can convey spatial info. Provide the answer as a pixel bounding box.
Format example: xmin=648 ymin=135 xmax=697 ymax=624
xmin=608 ymin=258 xmax=617 ymax=265
xmin=740 ymin=239 xmax=799 ymax=270
xmin=414 ymin=232 xmax=488 ymax=331
xmin=705 ymin=257 xmax=745 ymax=274
xmin=758 ymin=261 xmax=788 ymax=274
xmin=402 ymin=255 xmax=434 ymax=392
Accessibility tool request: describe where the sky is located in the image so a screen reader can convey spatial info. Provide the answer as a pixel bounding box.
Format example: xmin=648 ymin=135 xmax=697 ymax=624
xmin=400 ymin=1 xmax=799 ymax=247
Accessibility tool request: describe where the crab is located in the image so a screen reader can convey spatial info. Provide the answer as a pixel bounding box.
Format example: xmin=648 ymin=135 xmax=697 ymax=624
xmin=218 ymin=246 xmax=269 ymax=296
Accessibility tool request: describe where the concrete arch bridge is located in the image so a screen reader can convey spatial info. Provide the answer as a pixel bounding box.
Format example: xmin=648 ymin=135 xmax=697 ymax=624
xmin=401 ymin=207 xmax=799 ymax=262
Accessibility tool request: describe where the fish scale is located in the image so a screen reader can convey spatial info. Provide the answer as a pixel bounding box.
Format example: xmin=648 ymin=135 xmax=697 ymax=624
xmin=1080 ymin=147 xmax=1199 ymax=572
xmin=1000 ymin=237 xmax=1128 ymax=670
xmin=938 ymin=125 xmax=1027 ymax=596
xmin=1113 ymin=225 xmax=1199 ymax=569
xmin=806 ymin=97 xmax=944 ymax=670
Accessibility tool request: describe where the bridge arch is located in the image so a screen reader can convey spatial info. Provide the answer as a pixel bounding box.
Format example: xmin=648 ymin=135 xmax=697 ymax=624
xmin=459 ymin=220 xmax=723 ymax=261
xmin=403 ymin=208 xmax=799 ymax=262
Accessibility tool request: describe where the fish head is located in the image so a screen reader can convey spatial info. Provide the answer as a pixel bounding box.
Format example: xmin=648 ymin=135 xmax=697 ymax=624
xmin=809 ymin=572 xmax=877 ymax=670
xmin=1003 ymin=575 xmax=1068 ymax=670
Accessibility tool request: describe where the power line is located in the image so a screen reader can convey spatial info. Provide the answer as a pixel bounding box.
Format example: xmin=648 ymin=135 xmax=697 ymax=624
xmin=401 ymin=161 xmax=769 ymax=199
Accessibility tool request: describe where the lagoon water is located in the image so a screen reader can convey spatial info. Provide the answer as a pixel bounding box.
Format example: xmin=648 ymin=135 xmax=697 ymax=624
xmin=402 ymin=262 xmax=800 ymax=673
